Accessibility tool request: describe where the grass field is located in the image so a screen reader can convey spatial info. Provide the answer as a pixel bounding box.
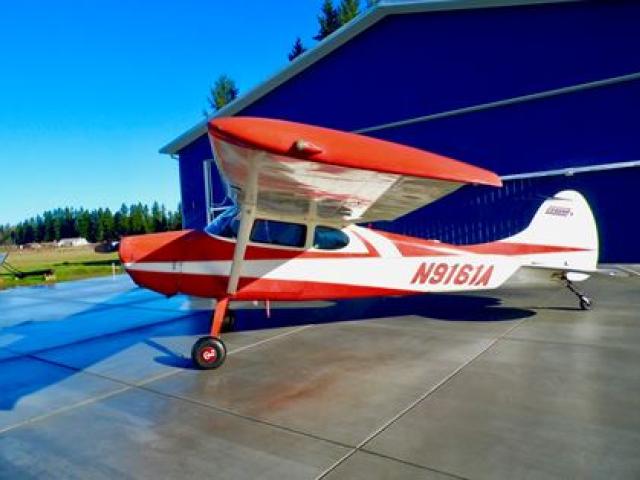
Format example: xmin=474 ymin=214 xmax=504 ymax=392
xmin=0 ymin=245 xmax=121 ymax=290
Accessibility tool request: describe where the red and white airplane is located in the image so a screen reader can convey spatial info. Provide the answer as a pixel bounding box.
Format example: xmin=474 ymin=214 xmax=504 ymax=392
xmin=120 ymin=117 xmax=599 ymax=369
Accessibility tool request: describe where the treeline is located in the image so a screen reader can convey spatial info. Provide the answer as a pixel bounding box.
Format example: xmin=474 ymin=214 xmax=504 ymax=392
xmin=0 ymin=203 xmax=182 ymax=246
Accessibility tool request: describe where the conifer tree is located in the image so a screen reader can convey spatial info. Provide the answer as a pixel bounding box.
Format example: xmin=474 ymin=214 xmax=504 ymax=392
xmin=2 ymin=202 xmax=183 ymax=245
xmin=288 ymin=37 xmax=307 ymax=61
xmin=314 ymin=0 xmax=341 ymax=41
xmin=205 ymin=74 xmax=239 ymax=116
xmin=338 ymin=0 xmax=360 ymax=25
xmin=76 ymin=209 xmax=91 ymax=240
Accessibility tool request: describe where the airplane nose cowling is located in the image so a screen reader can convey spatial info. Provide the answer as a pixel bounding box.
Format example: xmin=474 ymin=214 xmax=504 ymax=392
xmin=118 ymin=236 xmax=134 ymax=265
xmin=119 ymin=231 xmax=191 ymax=296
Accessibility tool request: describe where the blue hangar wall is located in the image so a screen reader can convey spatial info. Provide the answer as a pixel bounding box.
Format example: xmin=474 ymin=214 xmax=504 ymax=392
xmin=175 ymin=0 xmax=640 ymax=263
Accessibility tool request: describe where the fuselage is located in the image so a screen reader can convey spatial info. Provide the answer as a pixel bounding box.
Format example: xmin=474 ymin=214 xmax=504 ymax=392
xmin=119 ymin=225 xmax=583 ymax=301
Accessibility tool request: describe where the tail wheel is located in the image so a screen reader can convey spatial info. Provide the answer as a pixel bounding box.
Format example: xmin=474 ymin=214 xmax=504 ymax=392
xmin=191 ymin=336 xmax=227 ymax=369
xmin=579 ymin=296 xmax=593 ymax=311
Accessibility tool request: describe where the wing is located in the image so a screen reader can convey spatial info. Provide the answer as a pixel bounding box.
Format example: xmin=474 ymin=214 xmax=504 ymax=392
xmin=208 ymin=117 xmax=501 ymax=224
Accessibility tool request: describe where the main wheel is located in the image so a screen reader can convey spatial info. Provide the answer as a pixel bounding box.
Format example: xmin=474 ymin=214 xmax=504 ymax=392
xmin=579 ymin=296 xmax=593 ymax=311
xmin=191 ymin=336 xmax=227 ymax=369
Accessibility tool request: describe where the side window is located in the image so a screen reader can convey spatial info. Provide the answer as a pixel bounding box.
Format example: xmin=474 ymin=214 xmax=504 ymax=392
xmin=251 ymin=219 xmax=306 ymax=248
xmin=313 ymin=226 xmax=349 ymax=250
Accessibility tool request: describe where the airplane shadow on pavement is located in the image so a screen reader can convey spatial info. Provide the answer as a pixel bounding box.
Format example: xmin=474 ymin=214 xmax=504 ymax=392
xmin=233 ymin=293 xmax=536 ymax=330
xmin=155 ymin=293 xmax=536 ymax=368
xmin=0 ymin=287 xmax=535 ymax=410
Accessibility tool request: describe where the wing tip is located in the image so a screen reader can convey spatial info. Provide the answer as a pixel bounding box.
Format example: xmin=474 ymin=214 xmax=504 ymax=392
xmin=483 ymin=173 xmax=503 ymax=188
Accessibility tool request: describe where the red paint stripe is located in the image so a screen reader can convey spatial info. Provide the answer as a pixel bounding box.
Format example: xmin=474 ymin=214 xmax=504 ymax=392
xmin=391 ymin=242 xmax=452 ymax=257
xmin=374 ymin=231 xmax=453 ymax=257
xmin=350 ymin=230 xmax=380 ymax=257
xmin=178 ymin=273 xmax=413 ymax=301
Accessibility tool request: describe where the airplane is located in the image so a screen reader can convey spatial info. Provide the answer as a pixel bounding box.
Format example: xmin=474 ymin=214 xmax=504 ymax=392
xmin=119 ymin=117 xmax=600 ymax=370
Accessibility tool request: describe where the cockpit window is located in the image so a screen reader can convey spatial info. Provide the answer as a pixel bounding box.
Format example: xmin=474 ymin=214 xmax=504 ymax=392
xmin=204 ymin=205 xmax=240 ymax=238
xmin=313 ymin=226 xmax=349 ymax=250
xmin=251 ymin=219 xmax=306 ymax=248
xmin=205 ymin=208 xmax=342 ymax=251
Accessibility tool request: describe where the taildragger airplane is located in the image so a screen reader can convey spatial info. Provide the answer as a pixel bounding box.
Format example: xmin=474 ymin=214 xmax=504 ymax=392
xmin=120 ymin=117 xmax=600 ymax=369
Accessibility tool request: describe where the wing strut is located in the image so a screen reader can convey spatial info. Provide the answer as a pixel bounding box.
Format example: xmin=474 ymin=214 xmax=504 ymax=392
xmin=226 ymin=158 xmax=259 ymax=295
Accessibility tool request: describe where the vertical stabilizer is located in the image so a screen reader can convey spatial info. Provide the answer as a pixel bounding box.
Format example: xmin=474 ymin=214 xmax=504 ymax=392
xmin=503 ymin=190 xmax=599 ymax=273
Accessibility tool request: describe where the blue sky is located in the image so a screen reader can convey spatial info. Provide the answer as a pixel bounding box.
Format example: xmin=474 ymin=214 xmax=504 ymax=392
xmin=0 ymin=0 xmax=322 ymax=224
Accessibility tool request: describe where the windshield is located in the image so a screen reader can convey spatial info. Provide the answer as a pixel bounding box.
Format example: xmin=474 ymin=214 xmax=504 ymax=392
xmin=204 ymin=205 xmax=240 ymax=238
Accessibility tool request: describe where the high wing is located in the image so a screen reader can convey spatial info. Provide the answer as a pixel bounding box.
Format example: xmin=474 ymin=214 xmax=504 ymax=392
xmin=208 ymin=117 xmax=501 ymax=224
xmin=207 ymin=117 xmax=501 ymax=295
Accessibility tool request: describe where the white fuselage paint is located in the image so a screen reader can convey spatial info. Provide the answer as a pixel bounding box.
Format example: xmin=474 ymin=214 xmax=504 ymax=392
xmin=125 ymin=254 xmax=522 ymax=294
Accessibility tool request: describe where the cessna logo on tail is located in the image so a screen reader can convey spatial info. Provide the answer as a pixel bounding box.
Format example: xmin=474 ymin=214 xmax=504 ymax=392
xmin=410 ymin=262 xmax=494 ymax=287
xmin=545 ymin=206 xmax=572 ymax=217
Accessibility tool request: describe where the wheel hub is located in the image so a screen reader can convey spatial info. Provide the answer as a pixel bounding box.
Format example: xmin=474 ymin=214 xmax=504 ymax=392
xmin=201 ymin=346 xmax=217 ymax=363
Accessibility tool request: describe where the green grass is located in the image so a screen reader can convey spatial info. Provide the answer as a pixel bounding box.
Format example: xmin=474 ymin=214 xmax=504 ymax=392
xmin=0 ymin=246 xmax=122 ymax=290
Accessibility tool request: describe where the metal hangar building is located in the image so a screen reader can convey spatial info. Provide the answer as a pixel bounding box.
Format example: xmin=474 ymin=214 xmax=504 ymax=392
xmin=160 ymin=0 xmax=640 ymax=263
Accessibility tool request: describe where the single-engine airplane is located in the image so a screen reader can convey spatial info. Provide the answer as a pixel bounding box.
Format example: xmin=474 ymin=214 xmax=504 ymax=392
xmin=120 ymin=117 xmax=600 ymax=369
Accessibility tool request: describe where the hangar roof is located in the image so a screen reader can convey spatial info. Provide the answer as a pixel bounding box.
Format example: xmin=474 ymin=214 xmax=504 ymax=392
xmin=160 ymin=0 xmax=576 ymax=155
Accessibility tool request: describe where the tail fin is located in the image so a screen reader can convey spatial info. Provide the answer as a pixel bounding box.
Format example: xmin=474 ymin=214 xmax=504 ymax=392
xmin=503 ymin=190 xmax=599 ymax=273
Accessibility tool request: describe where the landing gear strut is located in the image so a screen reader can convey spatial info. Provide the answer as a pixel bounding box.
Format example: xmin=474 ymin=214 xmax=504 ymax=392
xmin=191 ymin=298 xmax=230 ymax=369
xmin=562 ymin=274 xmax=592 ymax=311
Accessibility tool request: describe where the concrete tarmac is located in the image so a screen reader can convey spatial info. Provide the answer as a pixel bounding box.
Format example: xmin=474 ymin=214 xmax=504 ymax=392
xmin=0 ymin=272 xmax=639 ymax=479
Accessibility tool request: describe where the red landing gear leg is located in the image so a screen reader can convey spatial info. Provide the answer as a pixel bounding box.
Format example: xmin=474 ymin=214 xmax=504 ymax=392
xmin=191 ymin=298 xmax=229 ymax=369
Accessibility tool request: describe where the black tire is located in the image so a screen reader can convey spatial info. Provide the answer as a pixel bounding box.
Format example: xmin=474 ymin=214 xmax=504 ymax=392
xmin=191 ymin=336 xmax=227 ymax=369
xmin=579 ymin=296 xmax=593 ymax=311
xmin=221 ymin=311 xmax=236 ymax=333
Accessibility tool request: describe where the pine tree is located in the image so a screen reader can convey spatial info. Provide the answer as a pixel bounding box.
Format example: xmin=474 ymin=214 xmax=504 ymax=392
xmin=338 ymin=0 xmax=360 ymax=25
xmin=23 ymin=222 xmax=34 ymax=244
xmin=101 ymin=208 xmax=115 ymax=240
xmin=288 ymin=37 xmax=307 ymax=61
xmin=151 ymin=201 xmax=166 ymax=233
xmin=160 ymin=204 xmax=168 ymax=232
xmin=314 ymin=0 xmax=341 ymax=41
xmin=205 ymin=75 xmax=239 ymax=115
xmin=129 ymin=203 xmax=148 ymax=235
xmin=88 ymin=210 xmax=100 ymax=242
xmin=62 ymin=207 xmax=75 ymax=238
xmin=169 ymin=203 xmax=183 ymax=230
xmin=52 ymin=211 xmax=63 ymax=241
xmin=43 ymin=211 xmax=55 ymax=242
xmin=115 ymin=203 xmax=130 ymax=237
xmin=76 ymin=209 xmax=91 ymax=240
xmin=35 ymin=215 xmax=45 ymax=242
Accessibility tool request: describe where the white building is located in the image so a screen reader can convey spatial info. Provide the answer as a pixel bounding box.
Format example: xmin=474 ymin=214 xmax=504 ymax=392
xmin=57 ymin=237 xmax=89 ymax=247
